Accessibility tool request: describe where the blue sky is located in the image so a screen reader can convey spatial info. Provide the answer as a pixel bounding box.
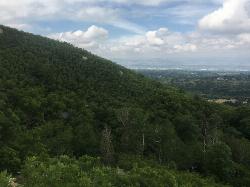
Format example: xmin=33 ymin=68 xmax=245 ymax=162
xmin=1 ymin=0 xmax=250 ymax=69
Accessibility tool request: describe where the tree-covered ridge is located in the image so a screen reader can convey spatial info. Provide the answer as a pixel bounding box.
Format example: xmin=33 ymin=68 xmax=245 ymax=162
xmin=0 ymin=25 xmax=250 ymax=186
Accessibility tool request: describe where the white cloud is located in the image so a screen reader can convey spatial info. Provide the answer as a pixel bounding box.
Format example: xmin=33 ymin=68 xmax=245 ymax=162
xmin=55 ymin=0 xmax=171 ymax=6
xmin=199 ymin=0 xmax=250 ymax=34
xmin=146 ymin=28 xmax=168 ymax=45
xmin=111 ymin=0 xmax=222 ymax=6
xmin=238 ymin=33 xmax=250 ymax=43
xmin=0 ymin=0 xmax=221 ymax=34
xmin=50 ymin=25 xmax=250 ymax=60
xmin=5 ymin=23 xmax=31 ymax=30
xmin=68 ymin=26 xmax=250 ymax=60
xmin=49 ymin=25 xmax=108 ymax=49
xmin=83 ymin=25 xmax=108 ymax=39
xmin=73 ymin=7 xmax=144 ymax=34
xmin=0 ymin=0 xmax=231 ymax=35
xmin=0 ymin=0 xmax=145 ymax=33
xmin=174 ymin=43 xmax=197 ymax=52
xmin=1 ymin=0 xmax=250 ymax=62
xmin=112 ymin=0 xmax=170 ymax=6
xmin=48 ymin=26 xmax=200 ymax=58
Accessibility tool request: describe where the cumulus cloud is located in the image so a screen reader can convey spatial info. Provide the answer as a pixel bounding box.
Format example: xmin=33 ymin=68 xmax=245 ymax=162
xmin=199 ymin=0 xmax=250 ymax=34
xmin=49 ymin=25 xmax=108 ymax=49
xmin=146 ymin=28 xmax=168 ymax=45
xmin=49 ymin=24 xmax=250 ymax=60
xmin=49 ymin=26 xmax=200 ymax=58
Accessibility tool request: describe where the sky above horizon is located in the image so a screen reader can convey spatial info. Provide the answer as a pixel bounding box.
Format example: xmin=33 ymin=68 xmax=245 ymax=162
xmin=1 ymin=0 xmax=250 ymax=68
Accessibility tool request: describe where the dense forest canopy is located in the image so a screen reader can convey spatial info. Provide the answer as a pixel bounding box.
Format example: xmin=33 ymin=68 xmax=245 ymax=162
xmin=0 ymin=25 xmax=250 ymax=186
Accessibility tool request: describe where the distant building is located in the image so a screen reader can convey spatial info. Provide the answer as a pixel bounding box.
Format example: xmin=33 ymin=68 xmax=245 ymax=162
xmin=243 ymin=100 xmax=248 ymax=104
xmin=82 ymin=56 xmax=88 ymax=61
xmin=216 ymin=77 xmax=224 ymax=81
xmin=208 ymin=99 xmax=238 ymax=104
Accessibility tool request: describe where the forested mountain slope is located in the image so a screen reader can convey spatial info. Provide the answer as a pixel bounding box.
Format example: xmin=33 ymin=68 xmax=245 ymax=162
xmin=0 ymin=25 xmax=250 ymax=186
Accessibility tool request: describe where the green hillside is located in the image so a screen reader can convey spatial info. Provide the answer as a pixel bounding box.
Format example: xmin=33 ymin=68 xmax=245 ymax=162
xmin=0 ymin=25 xmax=250 ymax=186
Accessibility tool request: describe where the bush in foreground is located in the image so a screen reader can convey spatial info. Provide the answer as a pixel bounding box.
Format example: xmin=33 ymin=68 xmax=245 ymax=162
xmin=19 ymin=155 xmax=227 ymax=187
xmin=0 ymin=171 xmax=11 ymax=187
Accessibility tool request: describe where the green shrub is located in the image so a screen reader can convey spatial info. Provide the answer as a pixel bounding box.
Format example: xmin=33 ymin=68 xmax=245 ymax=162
xmin=21 ymin=156 xmax=92 ymax=187
xmin=0 ymin=171 xmax=11 ymax=187
xmin=129 ymin=166 xmax=177 ymax=187
xmin=20 ymin=156 xmax=228 ymax=187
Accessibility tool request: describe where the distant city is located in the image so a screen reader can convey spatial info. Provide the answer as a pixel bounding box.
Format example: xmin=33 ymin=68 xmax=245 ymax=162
xmin=114 ymin=59 xmax=250 ymax=72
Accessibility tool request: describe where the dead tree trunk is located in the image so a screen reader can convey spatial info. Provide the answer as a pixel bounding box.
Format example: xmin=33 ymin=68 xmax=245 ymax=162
xmin=201 ymin=118 xmax=208 ymax=160
xmin=100 ymin=125 xmax=114 ymax=165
